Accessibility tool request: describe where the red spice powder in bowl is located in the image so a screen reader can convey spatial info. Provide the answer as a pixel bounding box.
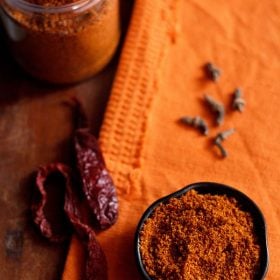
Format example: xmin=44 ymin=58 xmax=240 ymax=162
xmin=135 ymin=182 xmax=269 ymax=280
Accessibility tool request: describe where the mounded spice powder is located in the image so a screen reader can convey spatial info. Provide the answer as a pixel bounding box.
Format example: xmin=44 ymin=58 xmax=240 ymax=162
xmin=140 ymin=190 xmax=261 ymax=280
xmin=1 ymin=0 xmax=120 ymax=83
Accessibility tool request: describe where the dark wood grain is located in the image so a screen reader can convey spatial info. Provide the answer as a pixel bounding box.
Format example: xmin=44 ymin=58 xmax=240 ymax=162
xmin=0 ymin=1 xmax=134 ymax=279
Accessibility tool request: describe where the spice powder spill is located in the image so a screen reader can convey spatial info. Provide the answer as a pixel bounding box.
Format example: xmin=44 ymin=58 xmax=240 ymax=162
xmin=139 ymin=190 xmax=261 ymax=280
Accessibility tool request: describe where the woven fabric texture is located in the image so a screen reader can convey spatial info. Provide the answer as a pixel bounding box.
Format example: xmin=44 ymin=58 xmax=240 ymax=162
xmin=63 ymin=0 xmax=280 ymax=279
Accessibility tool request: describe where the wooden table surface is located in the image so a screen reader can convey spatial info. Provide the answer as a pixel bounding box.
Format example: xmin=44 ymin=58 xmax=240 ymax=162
xmin=0 ymin=2 xmax=133 ymax=279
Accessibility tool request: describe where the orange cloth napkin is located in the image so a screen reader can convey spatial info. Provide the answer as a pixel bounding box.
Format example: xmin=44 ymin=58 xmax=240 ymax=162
xmin=63 ymin=0 xmax=280 ymax=279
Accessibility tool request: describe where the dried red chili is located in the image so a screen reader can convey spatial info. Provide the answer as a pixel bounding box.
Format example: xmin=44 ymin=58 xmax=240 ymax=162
xmin=72 ymin=97 xmax=118 ymax=230
xmin=32 ymin=163 xmax=72 ymax=243
xmin=32 ymin=163 xmax=108 ymax=280
xmin=64 ymin=170 xmax=108 ymax=280
xmin=75 ymin=129 xmax=118 ymax=230
xmin=32 ymin=98 xmax=118 ymax=279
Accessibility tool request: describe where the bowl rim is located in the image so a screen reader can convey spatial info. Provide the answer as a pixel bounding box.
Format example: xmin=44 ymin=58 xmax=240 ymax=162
xmin=135 ymin=181 xmax=269 ymax=280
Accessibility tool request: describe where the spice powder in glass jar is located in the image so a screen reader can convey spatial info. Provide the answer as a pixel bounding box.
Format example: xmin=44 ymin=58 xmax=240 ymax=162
xmin=139 ymin=190 xmax=261 ymax=280
xmin=0 ymin=0 xmax=120 ymax=84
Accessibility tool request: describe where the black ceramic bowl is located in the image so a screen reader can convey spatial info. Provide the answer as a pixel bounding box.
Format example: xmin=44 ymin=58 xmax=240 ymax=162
xmin=135 ymin=182 xmax=269 ymax=280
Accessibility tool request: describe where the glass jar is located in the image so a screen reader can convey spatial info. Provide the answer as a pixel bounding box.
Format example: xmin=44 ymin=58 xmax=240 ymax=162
xmin=0 ymin=0 xmax=120 ymax=84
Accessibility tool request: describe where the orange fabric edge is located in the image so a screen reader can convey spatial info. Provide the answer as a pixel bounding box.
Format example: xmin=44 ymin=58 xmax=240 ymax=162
xmin=62 ymin=0 xmax=175 ymax=279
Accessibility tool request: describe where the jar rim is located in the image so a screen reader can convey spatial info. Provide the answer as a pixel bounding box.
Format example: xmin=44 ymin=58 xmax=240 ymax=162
xmin=3 ymin=0 xmax=103 ymax=14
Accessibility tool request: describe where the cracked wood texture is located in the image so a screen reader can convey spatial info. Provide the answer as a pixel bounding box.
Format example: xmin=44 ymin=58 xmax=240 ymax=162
xmin=0 ymin=1 xmax=133 ymax=279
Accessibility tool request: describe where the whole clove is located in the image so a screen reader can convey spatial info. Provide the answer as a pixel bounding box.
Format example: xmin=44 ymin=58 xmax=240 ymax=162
xmin=214 ymin=128 xmax=235 ymax=158
xmin=179 ymin=116 xmax=209 ymax=135
xmin=204 ymin=95 xmax=225 ymax=125
xmin=215 ymin=141 xmax=228 ymax=157
xmin=215 ymin=128 xmax=235 ymax=143
xmin=232 ymin=88 xmax=245 ymax=112
xmin=204 ymin=62 xmax=221 ymax=82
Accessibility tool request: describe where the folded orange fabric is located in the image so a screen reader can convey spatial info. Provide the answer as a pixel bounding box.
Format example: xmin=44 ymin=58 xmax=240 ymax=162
xmin=63 ymin=0 xmax=280 ymax=279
